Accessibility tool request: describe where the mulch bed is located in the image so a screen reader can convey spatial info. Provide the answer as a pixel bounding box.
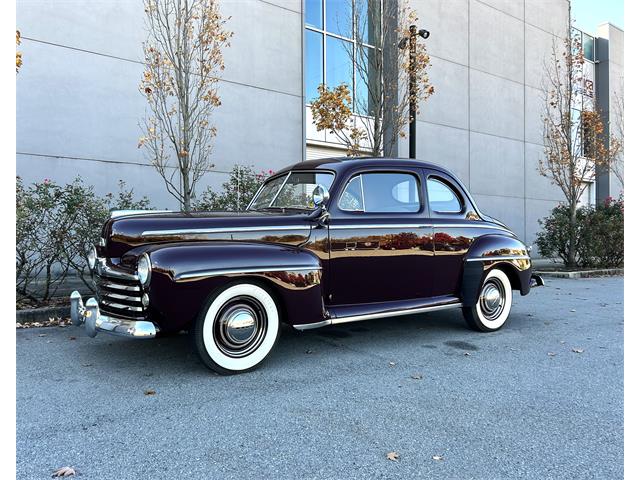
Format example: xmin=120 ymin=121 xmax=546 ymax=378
xmin=16 ymin=317 xmax=72 ymax=329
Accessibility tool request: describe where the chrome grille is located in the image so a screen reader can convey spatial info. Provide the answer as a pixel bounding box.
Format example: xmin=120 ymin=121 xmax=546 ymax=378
xmin=94 ymin=261 xmax=145 ymax=319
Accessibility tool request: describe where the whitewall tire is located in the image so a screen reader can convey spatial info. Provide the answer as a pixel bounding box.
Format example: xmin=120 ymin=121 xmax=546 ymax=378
xmin=463 ymin=269 xmax=513 ymax=332
xmin=193 ymin=283 xmax=281 ymax=374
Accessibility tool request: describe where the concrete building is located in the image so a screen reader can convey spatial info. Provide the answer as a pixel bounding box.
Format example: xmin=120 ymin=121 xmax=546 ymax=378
xmin=16 ymin=0 xmax=623 ymax=253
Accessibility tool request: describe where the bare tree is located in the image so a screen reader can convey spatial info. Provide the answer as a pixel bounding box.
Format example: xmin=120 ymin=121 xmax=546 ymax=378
xmin=309 ymin=0 xmax=434 ymax=157
xmin=539 ymin=15 xmax=617 ymax=267
xmin=610 ymin=87 xmax=624 ymax=187
xmin=139 ymin=0 xmax=231 ymax=211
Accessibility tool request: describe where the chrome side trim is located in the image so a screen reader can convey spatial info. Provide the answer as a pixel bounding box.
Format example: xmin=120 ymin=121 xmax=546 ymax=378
xmin=175 ymin=265 xmax=322 ymax=281
xmin=329 ymin=223 xmax=511 ymax=232
xmin=330 ymin=224 xmax=430 ymax=230
xmin=466 ymin=255 xmax=530 ymax=262
xmin=292 ymin=302 xmax=462 ymax=330
xmin=141 ymin=224 xmax=310 ymax=237
xmin=110 ymin=209 xmax=173 ymax=219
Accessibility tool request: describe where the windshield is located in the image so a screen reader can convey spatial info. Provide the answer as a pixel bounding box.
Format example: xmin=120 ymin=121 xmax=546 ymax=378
xmin=249 ymin=171 xmax=335 ymax=211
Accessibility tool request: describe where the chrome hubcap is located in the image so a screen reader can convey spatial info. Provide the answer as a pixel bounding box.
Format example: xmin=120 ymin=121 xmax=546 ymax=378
xmin=214 ymin=296 xmax=267 ymax=358
xmin=479 ymin=279 xmax=506 ymax=321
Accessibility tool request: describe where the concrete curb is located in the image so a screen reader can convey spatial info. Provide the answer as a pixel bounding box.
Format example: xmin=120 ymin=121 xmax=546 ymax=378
xmin=538 ymin=268 xmax=624 ymax=279
xmin=16 ymin=306 xmax=69 ymax=323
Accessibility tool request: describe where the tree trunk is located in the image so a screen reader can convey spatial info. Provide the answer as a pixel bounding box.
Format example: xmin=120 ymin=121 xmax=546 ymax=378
xmin=182 ymin=168 xmax=191 ymax=212
xmin=567 ymin=200 xmax=577 ymax=268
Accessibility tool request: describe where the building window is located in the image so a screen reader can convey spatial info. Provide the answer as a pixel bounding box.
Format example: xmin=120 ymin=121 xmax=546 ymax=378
xmin=304 ymin=0 xmax=381 ymax=116
xmin=572 ymin=28 xmax=595 ymax=62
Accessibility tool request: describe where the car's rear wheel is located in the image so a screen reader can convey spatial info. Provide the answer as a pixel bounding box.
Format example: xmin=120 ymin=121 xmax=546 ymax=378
xmin=193 ymin=283 xmax=281 ymax=375
xmin=463 ymin=268 xmax=513 ymax=332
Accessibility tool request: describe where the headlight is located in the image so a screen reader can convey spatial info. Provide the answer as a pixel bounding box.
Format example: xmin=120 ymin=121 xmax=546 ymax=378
xmin=88 ymin=246 xmax=97 ymax=270
xmin=137 ymin=253 xmax=152 ymax=286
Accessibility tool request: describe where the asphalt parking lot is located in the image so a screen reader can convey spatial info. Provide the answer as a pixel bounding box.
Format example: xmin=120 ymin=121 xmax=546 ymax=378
xmin=16 ymin=276 xmax=623 ymax=479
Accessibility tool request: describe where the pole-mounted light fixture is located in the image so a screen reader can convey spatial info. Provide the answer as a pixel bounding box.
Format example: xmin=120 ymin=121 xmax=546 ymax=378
xmin=398 ymin=25 xmax=430 ymax=159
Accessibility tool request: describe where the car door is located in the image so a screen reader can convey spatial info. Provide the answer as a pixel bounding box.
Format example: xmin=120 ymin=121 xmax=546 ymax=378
xmin=424 ymin=169 xmax=485 ymax=297
xmin=326 ymin=167 xmax=434 ymax=306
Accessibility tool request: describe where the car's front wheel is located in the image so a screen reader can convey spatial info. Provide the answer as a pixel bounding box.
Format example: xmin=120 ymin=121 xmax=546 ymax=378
xmin=193 ymin=283 xmax=281 ymax=375
xmin=463 ymin=268 xmax=513 ymax=332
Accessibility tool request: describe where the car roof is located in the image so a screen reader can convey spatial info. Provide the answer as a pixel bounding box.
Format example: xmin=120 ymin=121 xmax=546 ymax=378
xmin=275 ymin=156 xmax=451 ymax=176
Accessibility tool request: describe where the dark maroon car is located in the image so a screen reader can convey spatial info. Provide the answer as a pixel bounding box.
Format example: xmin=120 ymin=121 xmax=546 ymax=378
xmin=70 ymin=157 xmax=543 ymax=374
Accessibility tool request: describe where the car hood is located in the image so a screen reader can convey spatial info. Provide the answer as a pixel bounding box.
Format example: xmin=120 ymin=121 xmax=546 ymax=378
xmin=101 ymin=210 xmax=314 ymax=258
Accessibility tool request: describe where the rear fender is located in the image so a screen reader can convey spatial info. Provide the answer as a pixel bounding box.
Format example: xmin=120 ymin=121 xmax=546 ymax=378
xmin=461 ymin=234 xmax=532 ymax=307
xmin=140 ymin=242 xmax=325 ymax=332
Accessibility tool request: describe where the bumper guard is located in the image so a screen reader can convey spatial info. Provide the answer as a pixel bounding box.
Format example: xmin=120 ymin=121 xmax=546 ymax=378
xmin=70 ymin=291 xmax=158 ymax=339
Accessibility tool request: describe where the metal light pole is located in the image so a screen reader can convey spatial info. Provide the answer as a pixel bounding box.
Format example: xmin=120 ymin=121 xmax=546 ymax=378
xmin=399 ymin=25 xmax=430 ymax=159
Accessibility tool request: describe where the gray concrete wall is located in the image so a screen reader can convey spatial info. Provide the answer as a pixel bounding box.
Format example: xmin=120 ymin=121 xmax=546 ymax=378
xmin=407 ymin=0 xmax=569 ymax=250
xmin=16 ymin=0 xmax=304 ymax=209
xmin=595 ymin=22 xmax=624 ymax=201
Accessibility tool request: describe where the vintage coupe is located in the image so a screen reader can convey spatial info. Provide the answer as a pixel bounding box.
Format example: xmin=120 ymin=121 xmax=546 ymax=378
xmin=71 ymin=157 xmax=543 ymax=374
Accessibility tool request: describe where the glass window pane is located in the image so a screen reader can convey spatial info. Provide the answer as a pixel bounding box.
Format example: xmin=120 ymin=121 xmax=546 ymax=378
xmin=356 ymin=0 xmax=381 ymax=46
xmin=355 ymin=46 xmax=378 ymax=116
xmin=583 ymin=34 xmax=595 ymax=61
xmin=305 ymin=29 xmax=323 ymax=103
xmin=273 ymin=171 xmax=336 ymax=209
xmin=305 ymin=0 xmax=323 ymax=28
xmin=338 ymin=175 xmax=364 ymax=211
xmin=361 ymin=173 xmax=420 ymax=213
xmin=326 ymin=0 xmax=352 ymax=37
xmin=249 ymin=175 xmax=287 ymax=210
xmin=326 ymin=36 xmax=353 ymax=93
xmin=427 ymin=178 xmax=462 ymax=213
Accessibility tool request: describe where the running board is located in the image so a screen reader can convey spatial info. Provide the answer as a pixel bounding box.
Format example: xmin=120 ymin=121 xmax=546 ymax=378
xmin=292 ymin=301 xmax=462 ymax=331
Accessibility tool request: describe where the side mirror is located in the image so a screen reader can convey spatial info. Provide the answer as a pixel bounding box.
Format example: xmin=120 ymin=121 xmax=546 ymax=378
xmin=312 ymin=184 xmax=330 ymax=207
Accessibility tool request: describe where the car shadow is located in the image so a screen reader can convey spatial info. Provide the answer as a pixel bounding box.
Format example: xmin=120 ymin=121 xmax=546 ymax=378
xmin=82 ymin=308 xmax=532 ymax=377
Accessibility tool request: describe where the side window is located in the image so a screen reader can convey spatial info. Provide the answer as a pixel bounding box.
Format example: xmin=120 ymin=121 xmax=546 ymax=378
xmin=427 ymin=177 xmax=463 ymax=213
xmin=338 ymin=175 xmax=364 ymax=211
xmin=338 ymin=172 xmax=420 ymax=213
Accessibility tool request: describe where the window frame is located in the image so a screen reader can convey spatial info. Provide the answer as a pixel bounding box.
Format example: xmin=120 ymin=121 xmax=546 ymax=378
xmin=304 ymin=0 xmax=383 ymax=116
xmin=247 ymin=169 xmax=336 ymax=211
xmin=425 ymin=175 xmax=466 ymax=216
xmin=336 ymin=169 xmax=424 ymax=215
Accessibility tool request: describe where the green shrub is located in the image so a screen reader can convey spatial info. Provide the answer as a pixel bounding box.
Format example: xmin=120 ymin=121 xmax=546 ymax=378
xmin=535 ymin=197 xmax=624 ymax=268
xmin=194 ymin=165 xmax=271 ymax=212
xmin=16 ymin=177 xmax=151 ymax=303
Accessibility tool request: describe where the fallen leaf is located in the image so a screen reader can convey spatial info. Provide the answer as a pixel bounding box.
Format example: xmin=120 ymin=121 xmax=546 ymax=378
xmin=410 ymin=374 xmax=423 ymax=380
xmin=432 ymin=455 xmax=444 ymax=461
xmin=389 ymin=362 xmax=396 ymax=367
xmin=386 ymin=451 xmax=399 ymax=461
xmin=547 ymin=352 xmax=556 ymax=357
xmin=51 ymin=466 xmax=76 ymax=477
xmin=571 ymin=348 xmax=584 ymax=354
xmin=144 ymin=389 xmax=156 ymax=396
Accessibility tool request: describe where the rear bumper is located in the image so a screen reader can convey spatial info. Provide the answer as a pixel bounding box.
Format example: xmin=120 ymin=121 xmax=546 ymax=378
xmin=70 ymin=291 xmax=158 ymax=339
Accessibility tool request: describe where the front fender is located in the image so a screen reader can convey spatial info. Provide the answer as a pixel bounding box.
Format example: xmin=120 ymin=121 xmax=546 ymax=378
xmin=461 ymin=234 xmax=532 ymax=307
xmin=139 ymin=242 xmax=326 ymax=332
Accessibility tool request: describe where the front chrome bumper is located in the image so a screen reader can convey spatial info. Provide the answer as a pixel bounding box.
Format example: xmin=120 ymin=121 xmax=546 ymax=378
xmin=70 ymin=291 xmax=158 ymax=339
